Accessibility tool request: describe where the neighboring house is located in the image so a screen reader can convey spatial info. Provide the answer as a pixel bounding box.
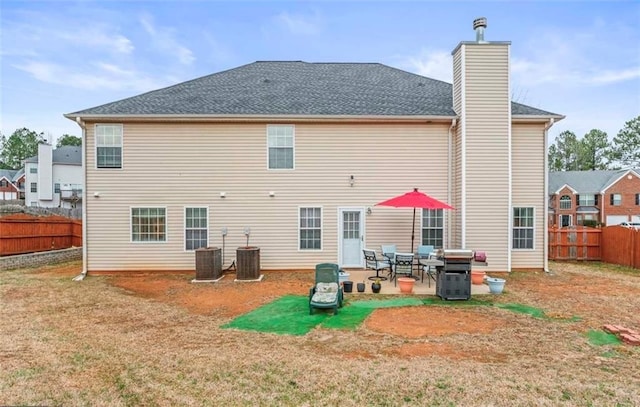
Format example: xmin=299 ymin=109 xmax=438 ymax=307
xmin=24 ymin=144 xmax=83 ymax=209
xmin=0 ymin=169 xmax=20 ymax=200
xmin=549 ymin=169 xmax=640 ymax=227
xmin=65 ymin=18 xmax=563 ymax=273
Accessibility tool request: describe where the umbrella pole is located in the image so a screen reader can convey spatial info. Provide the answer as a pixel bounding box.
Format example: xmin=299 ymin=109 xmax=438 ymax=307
xmin=411 ymin=207 xmax=416 ymax=253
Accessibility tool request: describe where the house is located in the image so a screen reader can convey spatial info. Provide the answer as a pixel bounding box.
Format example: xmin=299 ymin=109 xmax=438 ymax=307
xmin=0 ymin=169 xmax=21 ymax=200
xmin=24 ymin=144 xmax=83 ymax=209
xmin=549 ymin=169 xmax=640 ymax=227
xmin=65 ymin=18 xmax=563 ymax=273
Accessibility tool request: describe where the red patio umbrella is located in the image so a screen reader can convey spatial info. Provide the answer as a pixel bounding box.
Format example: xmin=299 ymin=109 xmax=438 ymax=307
xmin=375 ymin=188 xmax=455 ymax=253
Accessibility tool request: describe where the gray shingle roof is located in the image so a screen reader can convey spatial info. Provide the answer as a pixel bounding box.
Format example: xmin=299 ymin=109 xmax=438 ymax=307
xmin=68 ymin=61 xmax=560 ymax=118
xmin=0 ymin=169 xmax=18 ymax=180
xmin=24 ymin=146 xmax=82 ymax=165
xmin=549 ymin=170 xmax=639 ymax=194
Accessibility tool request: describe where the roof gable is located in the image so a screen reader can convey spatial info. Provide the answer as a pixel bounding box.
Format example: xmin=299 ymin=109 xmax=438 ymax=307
xmin=68 ymin=61 xmax=560 ymax=118
xmin=549 ymin=169 xmax=640 ymax=194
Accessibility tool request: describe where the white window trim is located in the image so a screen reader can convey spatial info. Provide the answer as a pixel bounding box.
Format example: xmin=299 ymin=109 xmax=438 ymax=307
xmin=578 ymin=194 xmax=595 ymax=206
xmin=559 ymin=195 xmax=572 ymax=210
xmin=612 ymin=193 xmax=622 ymax=206
xmin=130 ymin=206 xmax=168 ymax=244
xmin=298 ymin=206 xmax=323 ymax=251
xmin=266 ymin=124 xmax=295 ymax=170
xmin=95 ymin=123 xmax=124 ymax=170
xmin=183 ymin=206 xmax=209 ymax=252
xmin=420 ymin=208 xmax=446 ymax=249
xmin=513 ymin=206 xmax=535 ymax=251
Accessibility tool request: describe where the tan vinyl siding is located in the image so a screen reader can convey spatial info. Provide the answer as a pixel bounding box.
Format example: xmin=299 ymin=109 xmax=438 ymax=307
xmin=461 ymin=43 xmax=510 ymax=271
xmin=452 ymin=50 xmax=462 ymax=115
xmin=511 ymin=123 xmax=546 ymax=269
xmin=451 ymin=125 xmax=463 ymax=248
xmin=84 ymin=122 xmax=451 ymax=271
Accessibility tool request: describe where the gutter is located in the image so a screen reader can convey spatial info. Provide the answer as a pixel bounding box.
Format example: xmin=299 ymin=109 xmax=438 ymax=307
xmin=72 ymin=117 xmax=88 ymax=281
xmin=543 ymin=118 xmax=555 ymax=273
xmin=447 ymin=118 xmax=457 ymax=248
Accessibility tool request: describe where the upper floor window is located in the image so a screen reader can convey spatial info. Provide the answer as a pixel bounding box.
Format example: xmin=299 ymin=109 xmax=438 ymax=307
xmin=610 ymin=193 xmax=622 ymax=206
xmin=559 ymin=195 xmax=572 ymax=210
xmin=267 ymin=125 xmax=294 ymax=169
xmin=299 ymin=207 xmax=321 ymax=250
xmin=0 ymin=180 xmax=6 ymax=187
xmin=185 ymin=207 xmax=208 ymax=251
xmin=131 ymin=207 xmax=166 ymax=242
xmin=578 ymin=194 xmax=596 ymax=206
xmin=422 ymin=209 xmax=444 ymax=249
xmin=54 ymin=183 xmax=60 ymax=193
xmin=30 ymin=167 xmax=37 ymax=174
xmin=636 ymin=193 xmax=640 ymax=206
xmin=30 ymin=182 xmax=37 ymax=193
xmin=96 ymin=124 xmax=123 ymax=168
xmin=513 ymin=207 xmax=534 ymax=249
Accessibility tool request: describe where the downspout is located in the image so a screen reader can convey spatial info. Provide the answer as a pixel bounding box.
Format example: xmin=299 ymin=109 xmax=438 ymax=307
xmin=447 ymin=118 xmax=457 ymax=249
xmin=543 ymin=118 xmax=555 ymax=273
xmin=73 ymin=117 xmax=88 ymax=281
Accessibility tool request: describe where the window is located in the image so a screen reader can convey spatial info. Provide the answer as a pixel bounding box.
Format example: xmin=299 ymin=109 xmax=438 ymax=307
xmin=0 ymin=180 xmax=6 ymax=187
xmin=267 ymin=125 xmax=294 ymax=169
xmin=131 ymin=207 xmax=166 ymax=242
xmin=559 ymin=195 xmax=572 ymax=209
xmin=30 ymin=167 xmax=37 ymax=174
xmin=54 ymin=183 xmax=60 ymax=193
xmin=422 ymin=209 xmax=444 ymax=248
xmin=185 ymin=207 xmax=208 ymax=251
xmin=30 ymin=183 xmax=37 ymax=193
xmin=578 ymin=194 xmax=595 ymax=206
xmin=513 ymin=207 xmax=534 ymax=249
xmin=636 ymin=193 xmax=639 ymax=206
xmin=299 ymin=207 xmax=321 ymax=250
xmin=96 ymin=124 xmax=123 ymax=168
xmin=610 ymin=193 xmax=622 ymax=206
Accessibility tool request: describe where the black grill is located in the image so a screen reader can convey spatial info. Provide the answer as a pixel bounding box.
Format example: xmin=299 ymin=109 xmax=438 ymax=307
xmin=436 ymin=249 xmax=473 ymax=300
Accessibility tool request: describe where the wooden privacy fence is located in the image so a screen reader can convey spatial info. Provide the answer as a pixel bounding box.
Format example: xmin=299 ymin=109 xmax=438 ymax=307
xmin=601 ymin=226 xmax=640 ymax=269
xmin=0 ymin=214 xmax=82 ymax=256
xmin=548 ymin=227 xmax=602 ymax=261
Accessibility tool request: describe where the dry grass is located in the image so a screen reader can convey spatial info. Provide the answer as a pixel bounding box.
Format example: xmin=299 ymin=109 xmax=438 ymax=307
xmin=2 ymin=261 xmax=640 ymax=406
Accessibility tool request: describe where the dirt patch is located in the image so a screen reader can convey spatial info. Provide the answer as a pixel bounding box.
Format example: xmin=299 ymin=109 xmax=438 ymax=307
xmin=366 ymin=306 xmax=505 ymax=338
xmin=106 ymin=270 xmax=313 ymax=317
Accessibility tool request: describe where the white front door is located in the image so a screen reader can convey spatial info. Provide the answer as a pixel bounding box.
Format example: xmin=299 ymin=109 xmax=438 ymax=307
xmin=338 ymin=208 xmax=364 ymax=267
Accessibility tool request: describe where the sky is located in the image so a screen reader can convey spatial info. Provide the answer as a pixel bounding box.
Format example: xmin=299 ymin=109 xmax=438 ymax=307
xmin=1 ymin=0 xmax=639 ymax=147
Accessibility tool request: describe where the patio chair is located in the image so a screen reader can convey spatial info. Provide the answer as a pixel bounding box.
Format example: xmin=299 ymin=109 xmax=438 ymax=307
xmin=363 ymin=249 xmax=391 ymax=281
xmin=380 ymin=244 xmax=397 ymax=263
xmin=392 ymin=252 xmax=415 ymax=286
xmin=417 ymin=245 xmax=435 ymax=284
xmin=309 ymin=263 xmax=343 ymax=315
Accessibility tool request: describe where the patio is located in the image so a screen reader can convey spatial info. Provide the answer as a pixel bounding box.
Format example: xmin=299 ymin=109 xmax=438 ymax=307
xmin=339 ymin=267 xmax=491 ymax=296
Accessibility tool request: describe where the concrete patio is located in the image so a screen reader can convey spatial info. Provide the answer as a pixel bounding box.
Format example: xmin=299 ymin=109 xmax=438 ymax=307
xmin=340 ymin=267 xmax=492 ymax=296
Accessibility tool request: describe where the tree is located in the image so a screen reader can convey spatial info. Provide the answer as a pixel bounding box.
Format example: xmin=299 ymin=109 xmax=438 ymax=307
xmin=608 ymin=116 xmax=640 ymax=169
xmin=579 ymin=129 xmax=609 ymax=170
xmin=56 ymin=134 xmax=82 ymax=148
xmin=0 ymin=128 xmax=45 ymax=169
xmin=548 ymin=130 xmax=580 ymax=171
xmin=548 ymin=144 xmax=563 ymax=171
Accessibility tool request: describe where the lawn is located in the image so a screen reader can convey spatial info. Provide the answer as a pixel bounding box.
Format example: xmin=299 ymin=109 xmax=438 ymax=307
xmin=1 ymin=261 xmax=639 ymax=406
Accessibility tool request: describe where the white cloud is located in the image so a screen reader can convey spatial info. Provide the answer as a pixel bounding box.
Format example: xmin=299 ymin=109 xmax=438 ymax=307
xmin=57 ymin=30 xmax=134 ymax=55
xmin=395 ymin=49 xmax=453 ymax=82
xmin=274 ymin=11 xmax=322 ymax=35
xmin=14 ymin=60 xmax=167 ymax=92
xmin=139 ymin=13 xmax=195 ymax=65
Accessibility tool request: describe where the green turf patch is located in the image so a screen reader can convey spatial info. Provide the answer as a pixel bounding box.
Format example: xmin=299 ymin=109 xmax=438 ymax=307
xmin=222 ymin=295 xmax=581 ymax=336
xmin=221 ymin=295 xmax=326 ymax=336
xmin=586 ymin=329 xmax=621 ymax=346
xmin=495 ymin=303 xmax=546 ymax=319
